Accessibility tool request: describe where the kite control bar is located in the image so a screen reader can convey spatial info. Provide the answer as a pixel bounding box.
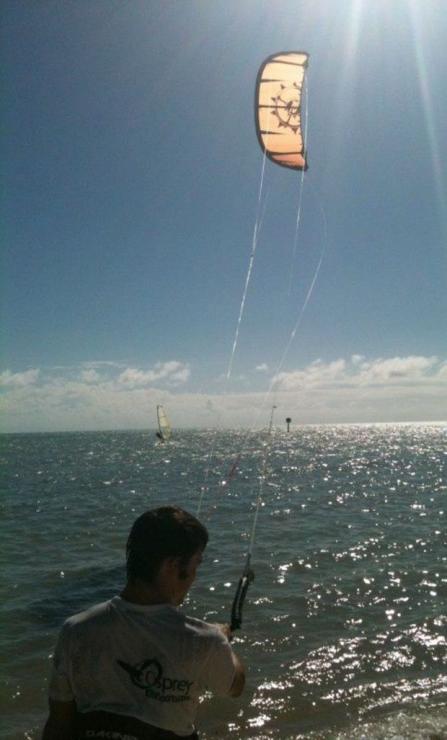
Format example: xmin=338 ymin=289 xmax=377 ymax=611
xmin=230 ymin=561 xmax=255 ymax=631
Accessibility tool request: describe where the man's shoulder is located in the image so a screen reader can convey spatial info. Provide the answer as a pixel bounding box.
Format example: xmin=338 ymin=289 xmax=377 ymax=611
xmin=183 ymin=614 xmax=228 ymax=645
xmin=63 ymin=598 xmax=116 ymax=631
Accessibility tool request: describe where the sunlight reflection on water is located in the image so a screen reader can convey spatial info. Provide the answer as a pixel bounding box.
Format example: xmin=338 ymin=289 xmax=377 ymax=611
xmin=1 ymin=425 xmax=446 ymax=738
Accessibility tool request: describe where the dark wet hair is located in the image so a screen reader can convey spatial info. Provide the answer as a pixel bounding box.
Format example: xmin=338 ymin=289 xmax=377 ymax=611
xmin=126 ymin=506 xmax=208 ymax=585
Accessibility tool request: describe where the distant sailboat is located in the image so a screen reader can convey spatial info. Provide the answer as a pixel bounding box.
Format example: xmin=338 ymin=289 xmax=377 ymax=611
xmin=155 ymin=405 xmax=171 ymax=442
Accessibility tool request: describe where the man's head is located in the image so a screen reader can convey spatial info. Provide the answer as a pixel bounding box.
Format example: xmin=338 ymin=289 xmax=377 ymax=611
xmin=126 ymin=506 xmax=208 ymax=602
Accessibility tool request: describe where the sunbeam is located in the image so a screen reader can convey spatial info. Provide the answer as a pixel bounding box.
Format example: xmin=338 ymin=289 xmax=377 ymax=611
xmin=407 ymin=0 xmax=447 ymax=239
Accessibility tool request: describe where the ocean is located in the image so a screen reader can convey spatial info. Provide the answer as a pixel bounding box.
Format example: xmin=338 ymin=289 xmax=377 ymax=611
xmin=1 ymin=424 xmax=446 ymax=739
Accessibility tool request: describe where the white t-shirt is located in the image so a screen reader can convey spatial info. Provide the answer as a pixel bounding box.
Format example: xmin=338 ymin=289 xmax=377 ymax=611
xmin=49 ymin=596 xmax=237 ymax=736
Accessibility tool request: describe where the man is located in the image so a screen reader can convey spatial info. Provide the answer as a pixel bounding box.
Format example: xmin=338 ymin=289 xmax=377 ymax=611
xmin=42 ymin=506 xmax=245 ymax=740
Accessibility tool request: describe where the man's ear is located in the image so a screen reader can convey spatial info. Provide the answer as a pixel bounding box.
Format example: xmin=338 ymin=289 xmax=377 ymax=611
xmin=178 ymin=561 xmax=189 ymax=580
xmin=167 ymin=555 xmax=189 ymax=580
xmin=157 ymin=556 xmax=175 ymax=579
xmin=162 ymin=556 xmax=185 ymax=578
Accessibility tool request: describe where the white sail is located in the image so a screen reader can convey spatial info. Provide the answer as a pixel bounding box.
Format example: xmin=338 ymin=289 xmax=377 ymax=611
xmin=156 ymin=405 xmax=171 ymax=442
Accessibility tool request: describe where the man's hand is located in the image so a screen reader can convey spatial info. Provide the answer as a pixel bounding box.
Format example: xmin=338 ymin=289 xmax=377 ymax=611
xmin=214 ymin=622 xmax=234 ymax=641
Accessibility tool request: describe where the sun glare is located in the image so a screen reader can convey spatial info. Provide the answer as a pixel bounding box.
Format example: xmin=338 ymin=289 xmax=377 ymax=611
xmin=407 ymin=0 xmax=447 ymax=238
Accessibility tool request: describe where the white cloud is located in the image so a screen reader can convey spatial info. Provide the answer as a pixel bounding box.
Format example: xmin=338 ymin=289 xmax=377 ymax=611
xmin=255 ymin=363 xmax=269 ymax=373
xmin=351 ymin=354 xmax=364 ymax=365
xmin=273 ymin=355 xmax=441 ymax=392
xmin=118 ymin=361 xmax=190 ymax=388
xmin=80 ymin=369 xmax=102 ymax=384
xmin=118 ymin=368 xmax=157 ymax=387
xmin=358 ymin=355 xmax=437 ymax=382
xmin=0 ymin=355 xmax=446 ymax=432
xmin=274 ymin=359 xmax=346 ymax=390
xmin=82 ymin=361 xmax=124 ymax=368
xmin=0 ymin=368 xmax=40 ymax=387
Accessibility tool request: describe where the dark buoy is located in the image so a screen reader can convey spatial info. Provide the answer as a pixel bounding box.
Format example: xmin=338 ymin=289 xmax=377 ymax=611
xmin=286 ymin=417 xmax=292 ymax=432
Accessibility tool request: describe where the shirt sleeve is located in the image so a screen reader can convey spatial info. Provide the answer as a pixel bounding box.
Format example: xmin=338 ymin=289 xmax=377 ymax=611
xmin=199 ymin=630 xmax=237 ymax=696
xmin=48 ymin=623 xmax=75 ymax=702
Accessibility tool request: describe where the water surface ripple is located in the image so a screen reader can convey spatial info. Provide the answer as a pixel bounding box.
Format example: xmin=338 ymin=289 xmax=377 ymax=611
xmin=1 ymin=424 xmax=446 ymax=738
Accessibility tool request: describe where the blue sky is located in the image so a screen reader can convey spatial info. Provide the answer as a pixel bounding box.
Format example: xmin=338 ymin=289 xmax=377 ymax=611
xmin=2 ymin=0 xmax=446 ymax=432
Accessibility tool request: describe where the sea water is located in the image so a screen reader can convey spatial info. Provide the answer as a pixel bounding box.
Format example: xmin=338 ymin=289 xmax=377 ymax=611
xmin=1 ymin=424 xmax=446 ymax=739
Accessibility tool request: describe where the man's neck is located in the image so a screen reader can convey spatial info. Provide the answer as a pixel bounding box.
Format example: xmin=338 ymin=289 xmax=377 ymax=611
xmin=120 ymin=581 xmax=174 ymax=606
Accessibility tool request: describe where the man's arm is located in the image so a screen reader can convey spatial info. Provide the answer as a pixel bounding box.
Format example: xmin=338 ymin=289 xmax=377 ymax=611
xmin=42 ymin=699 xmax=77 ymax=740
xmin=214 ymin=624 xmax=246 ymax=698
xmin=228 ymin=652 xmax=245 ymax=697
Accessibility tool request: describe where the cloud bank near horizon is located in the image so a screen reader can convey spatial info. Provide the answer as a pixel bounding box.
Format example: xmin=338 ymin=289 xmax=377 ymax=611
xmin=1 ymin=355 xmax=446 ymax=433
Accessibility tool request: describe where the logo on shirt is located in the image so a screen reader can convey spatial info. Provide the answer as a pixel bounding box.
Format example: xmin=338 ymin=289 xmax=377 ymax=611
xmin=117 ymin=658 xmax=193 ymax=703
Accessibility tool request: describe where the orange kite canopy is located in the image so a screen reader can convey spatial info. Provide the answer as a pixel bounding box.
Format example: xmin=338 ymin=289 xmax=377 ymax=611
xmin=255 ymin=51 xmax=309 ymax=171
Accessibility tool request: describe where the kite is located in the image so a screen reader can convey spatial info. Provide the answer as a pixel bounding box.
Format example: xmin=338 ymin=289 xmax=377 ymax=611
xmin=255 ymin=51 xmax=309 ymax=170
